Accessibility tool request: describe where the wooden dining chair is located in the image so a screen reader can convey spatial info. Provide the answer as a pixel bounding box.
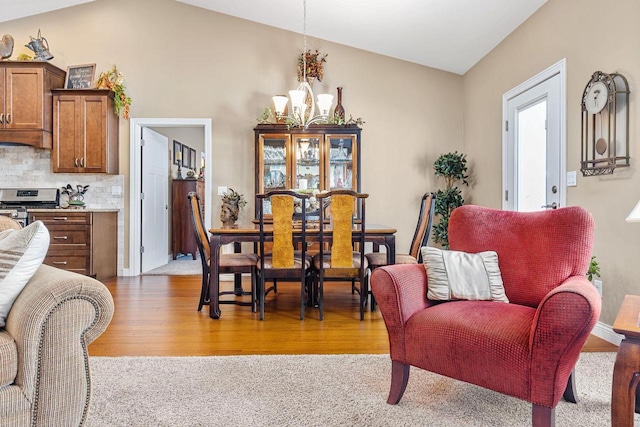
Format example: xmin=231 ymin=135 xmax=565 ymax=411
xmin=312 ymin=190 xmax=369 ymax=320
xmin=365 ymin=192 xmax=435 ymax=268
xmin=187 ymin=192 xmax=258 ymax=312
xmin=256 ymin=190 xmax=314 ymax=320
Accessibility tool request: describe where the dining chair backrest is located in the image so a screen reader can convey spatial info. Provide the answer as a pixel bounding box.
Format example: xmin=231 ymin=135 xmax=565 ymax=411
xmin=188 ymin=191 xmax=210 ymax=263
xmin=316 ymin=190 xmax=369 ymax=270
xmin=408 ymin=192 xmax=436 ymax=260
xmin=256 ymin=190 xmax=310 ymax=271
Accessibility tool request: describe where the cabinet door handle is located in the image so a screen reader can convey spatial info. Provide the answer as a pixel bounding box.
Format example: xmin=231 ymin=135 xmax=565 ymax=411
xmin=52 ymin=217 xmax=68 ymax=221
xmin=5 ymin=113 xmax=10 ymax=124
xmin=0 ymin=113 xmax=3 ymax=124
xmin=52 ymin=261 xmax=68 ymax=265
xmin=74 ymin=158 xmax=79 ymax=167
xmin=80 ymin=158 xmax=85 ymax=167
xmin=53 ymin=236 xmax=68 ymax=240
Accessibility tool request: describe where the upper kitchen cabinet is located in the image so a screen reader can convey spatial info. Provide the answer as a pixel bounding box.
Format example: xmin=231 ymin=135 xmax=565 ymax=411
xmin=52 ymin=89 xmax=119 ymax=174
xmin=0 ymin=62 xmax=65 ymax=148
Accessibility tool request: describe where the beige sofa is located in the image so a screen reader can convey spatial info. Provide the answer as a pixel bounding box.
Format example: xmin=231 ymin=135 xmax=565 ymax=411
xmin=0 ymin=217 xmax=114 ymax=426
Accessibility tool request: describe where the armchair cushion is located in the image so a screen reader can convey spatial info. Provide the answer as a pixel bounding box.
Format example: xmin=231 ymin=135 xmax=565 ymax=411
xmin=0 ymin=221 xmax=49 ymax=327
xmin=421 ymin=246 xmax=508 ymax=302
xmin=0 ymin=330 xmax=17 ymax=387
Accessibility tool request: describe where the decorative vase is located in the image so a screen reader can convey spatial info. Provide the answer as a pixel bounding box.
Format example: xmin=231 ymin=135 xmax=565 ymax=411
xmin=334 ymin=87 xmax=345 ymax=122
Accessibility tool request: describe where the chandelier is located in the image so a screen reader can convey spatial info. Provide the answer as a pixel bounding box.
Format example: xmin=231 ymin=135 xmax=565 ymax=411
xmin=272 ymin=0 xmax=332 ymax=129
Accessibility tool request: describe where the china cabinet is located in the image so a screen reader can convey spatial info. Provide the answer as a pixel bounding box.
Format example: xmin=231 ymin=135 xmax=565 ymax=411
xmin=0 ymin=62 xmax=65 ymax=148
xmin=52 ymin=89 xmax=119 ymax=174
xmin=254 ymin=124 xmax=361 ymax=217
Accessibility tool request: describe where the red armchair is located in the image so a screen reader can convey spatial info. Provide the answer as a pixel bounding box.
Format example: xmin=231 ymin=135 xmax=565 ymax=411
xmin=371 ymin=205 xmax=601 ymax=427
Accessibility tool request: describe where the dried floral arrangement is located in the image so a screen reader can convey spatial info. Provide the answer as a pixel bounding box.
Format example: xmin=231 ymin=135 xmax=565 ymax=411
xmin=297 ymin=49 xmax=327 ymax=82
xmin=96 ymin=65 xmax=132 ymax=119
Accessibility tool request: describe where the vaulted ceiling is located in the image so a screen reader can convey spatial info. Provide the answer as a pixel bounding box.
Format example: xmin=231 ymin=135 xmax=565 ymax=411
xmin=0 ymin=0 xmax=548 ymax=75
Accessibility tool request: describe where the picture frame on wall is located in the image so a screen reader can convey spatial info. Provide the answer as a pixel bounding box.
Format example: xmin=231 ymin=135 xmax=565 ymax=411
xmin=173 ymin=140 xmax=182 ymax=165
xmin=64 ymin=63 xmax=96 ymax=89
xmin=182 ymin=145 xmax=191 ymax=169
xmin=190 ymin=148 xmax=196 ymax=171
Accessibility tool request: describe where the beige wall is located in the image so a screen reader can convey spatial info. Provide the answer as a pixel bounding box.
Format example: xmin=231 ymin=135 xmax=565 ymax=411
xmin=0 ymin=0 xmax=463 ymax=270
xmin=463 ymin=0 xmax=640 ymax=324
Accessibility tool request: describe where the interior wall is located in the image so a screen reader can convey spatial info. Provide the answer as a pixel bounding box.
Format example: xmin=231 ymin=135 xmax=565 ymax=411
xmin=0 ymin=0 xmax=464 ymax=270
xmin=462 ymin=0 xmax=640 ymax=325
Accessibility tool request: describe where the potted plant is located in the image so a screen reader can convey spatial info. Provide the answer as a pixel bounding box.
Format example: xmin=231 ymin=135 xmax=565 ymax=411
xmin=587 ymin=256 xmax=601 ymax=282
xmin=432 ymin=151 xmax=469 ymax=249
xmin=220 ymin=188 xmax=247 ymax=229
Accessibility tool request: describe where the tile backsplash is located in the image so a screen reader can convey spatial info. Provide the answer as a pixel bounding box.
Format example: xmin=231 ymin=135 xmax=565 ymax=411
xmin=0 ymin=145 xmax=125 ymax=275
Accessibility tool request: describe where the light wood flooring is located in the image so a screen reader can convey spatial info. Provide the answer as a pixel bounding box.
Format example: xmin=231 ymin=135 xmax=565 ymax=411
xmin=88 ymin=275 xmax=618 ymax=357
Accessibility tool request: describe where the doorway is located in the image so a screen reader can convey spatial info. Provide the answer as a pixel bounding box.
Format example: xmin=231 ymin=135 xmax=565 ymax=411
xmin=502 ymin=59 xmax=566 ymax=212
xmin=129 ymin=118 xmax=213 ymax=276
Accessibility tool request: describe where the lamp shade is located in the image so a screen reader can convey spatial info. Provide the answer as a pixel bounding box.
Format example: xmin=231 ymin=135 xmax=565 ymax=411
xmin=626 ymin=199 xmax=640 ymax=223
xmin=316 ymin=94 xmax=333 ymax=116
xmin=272 ymin=95 xmax=288 ymax=115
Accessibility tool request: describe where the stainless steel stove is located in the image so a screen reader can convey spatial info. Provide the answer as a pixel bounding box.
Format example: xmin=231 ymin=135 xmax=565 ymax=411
xmin=0 ymin=188 xmax=59 ymax=226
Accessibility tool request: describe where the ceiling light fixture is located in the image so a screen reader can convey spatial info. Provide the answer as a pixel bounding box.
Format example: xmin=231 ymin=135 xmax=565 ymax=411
xmin=272 ymin=0 xmax=332 ymax=129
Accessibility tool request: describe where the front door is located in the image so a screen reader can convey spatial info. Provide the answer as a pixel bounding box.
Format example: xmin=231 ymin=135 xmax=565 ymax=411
xmin=503 ymin=61 xmax=565 ymax=212
xmin=141 ymin=127 xmax=169 ymax=273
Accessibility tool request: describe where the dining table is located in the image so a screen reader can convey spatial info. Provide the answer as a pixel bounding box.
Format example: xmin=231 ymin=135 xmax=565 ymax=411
xmin=207 ymin=224 xmax=397 ymax=319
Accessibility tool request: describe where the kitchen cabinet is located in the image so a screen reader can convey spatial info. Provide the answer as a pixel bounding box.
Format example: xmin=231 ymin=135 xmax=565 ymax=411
xmin=28 ymin=210 xmax=118 ymax=280
xmin=0 ymin=61 xmax=65 ymax=148
xmin=172 ymin=179 xmax=204 ymax=259
xmin=52 ymin=89 xmax=119 ymax=174
xmin=254 ymin=124 xmax=361 ymax=217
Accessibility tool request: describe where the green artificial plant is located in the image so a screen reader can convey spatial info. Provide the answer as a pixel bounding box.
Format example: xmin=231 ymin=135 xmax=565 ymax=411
xmin=587 ymin=256 xmax=601 ymax=282
xmin=432 ymin=151 xmax=469 ymax=249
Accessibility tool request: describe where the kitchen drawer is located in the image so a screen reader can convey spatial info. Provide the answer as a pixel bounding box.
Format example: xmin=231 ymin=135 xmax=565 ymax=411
xmin=44 ymin=251 xmax=90 ymax=276
xmin=29 ymin=211 xmax=91 ymax=225
xmin=47 ymin=227 xmax=90 ymax=246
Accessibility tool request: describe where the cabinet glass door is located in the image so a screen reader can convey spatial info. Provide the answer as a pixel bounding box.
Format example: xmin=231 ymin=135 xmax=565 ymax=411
xmin=326 ymin=135 xmax=357 ymax=190
xmin=258 ymin=135 xmax=290 ymax=193
xmin=292 ymin=135 xmax=322 ymax=191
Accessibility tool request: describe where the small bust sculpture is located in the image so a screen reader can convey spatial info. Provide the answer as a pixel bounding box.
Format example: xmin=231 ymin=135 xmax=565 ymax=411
xmin=220 ymin=188 xmax=246 ymax=229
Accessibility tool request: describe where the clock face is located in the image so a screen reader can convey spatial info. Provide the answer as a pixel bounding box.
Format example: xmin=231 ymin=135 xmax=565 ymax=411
xmin=585 ymin=81 xmax=609 ymax=114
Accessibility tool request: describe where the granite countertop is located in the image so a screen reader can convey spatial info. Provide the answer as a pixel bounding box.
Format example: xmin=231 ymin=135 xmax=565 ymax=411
xmin=27 ymin=208 xmax=119 ymax=213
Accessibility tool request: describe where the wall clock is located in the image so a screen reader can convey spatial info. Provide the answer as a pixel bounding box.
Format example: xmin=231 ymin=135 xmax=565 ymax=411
xmin=580 ymin=71 xmax=630 ymax=176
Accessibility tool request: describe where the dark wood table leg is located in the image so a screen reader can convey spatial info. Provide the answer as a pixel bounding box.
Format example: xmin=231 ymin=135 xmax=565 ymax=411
xmin=612 ymin=338 xmax=640 ymax=427
xmin=233 ymin=242 xmax=244 ymax=296
xmin=209 ymin=235 xmax=222 ymax=319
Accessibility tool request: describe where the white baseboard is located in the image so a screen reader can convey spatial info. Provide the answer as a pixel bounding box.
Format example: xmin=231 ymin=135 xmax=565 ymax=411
xmin=591 ymin=321 xmax=623 ymax=346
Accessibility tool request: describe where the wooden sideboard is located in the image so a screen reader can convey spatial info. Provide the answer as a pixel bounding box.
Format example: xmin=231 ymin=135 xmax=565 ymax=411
xmin=28 ymin=210 xmax=118 ymax=280
xmin=172 ymin=179 xmax=204 ymax=259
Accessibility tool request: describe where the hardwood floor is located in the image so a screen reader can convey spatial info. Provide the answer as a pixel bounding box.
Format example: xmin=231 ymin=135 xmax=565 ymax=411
xmin=88 ymin=275 xmax=618 ymax=356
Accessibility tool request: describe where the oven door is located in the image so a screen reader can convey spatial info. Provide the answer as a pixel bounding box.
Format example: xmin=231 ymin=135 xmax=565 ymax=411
xmin=0 ymin=209 xmax=26 ymax=227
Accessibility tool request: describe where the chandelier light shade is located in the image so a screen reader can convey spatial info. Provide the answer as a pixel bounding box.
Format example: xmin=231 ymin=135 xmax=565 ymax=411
xmin=272 ymin=0 xmax=332 ymax=129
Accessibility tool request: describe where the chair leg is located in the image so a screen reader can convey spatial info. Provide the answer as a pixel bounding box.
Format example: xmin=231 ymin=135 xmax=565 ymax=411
xmin=198 ymin=271 xmax=208 ymax=311
xmin=563 ymin=368 xmax=578 ymax=403
xmin=251 ymin=268 xmax=257 ymax=313
xmin=300 ymin=275 xmax=306 ymax=320
xmin=359 ymin=277 xmax=367 ymax=320
xmin=387 ymin=360 xmax=410 ymax=404
xmin=259 ymin=272 xmax=265 ymax=321
xmin=318 ymin=274 xmax=324 ymax=321
xmin=531 ymin=404 xmax=555 ymax=427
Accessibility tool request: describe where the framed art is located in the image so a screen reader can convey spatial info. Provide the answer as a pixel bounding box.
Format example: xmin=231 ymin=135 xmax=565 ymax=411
xmin=190 ymin=148 xmax=196 ymax=170
xmin=182 ymin=145 xmax=191 ymax=169
xmin=64 ymin=63 xmax=96 ymax=89
xmin=173 ymin=140 xmax=182 ymax=165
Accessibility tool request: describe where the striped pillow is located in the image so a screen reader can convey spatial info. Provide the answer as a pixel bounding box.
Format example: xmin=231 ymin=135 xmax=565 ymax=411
xmin=0 ymin=221 xmax=50 ymax=327
xmin=421 ymin=246 xmax=508 ymax=302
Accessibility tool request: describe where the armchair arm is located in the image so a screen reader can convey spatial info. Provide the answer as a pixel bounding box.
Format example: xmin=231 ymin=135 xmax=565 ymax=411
xmin=371 ymin=264 xmax=431 ymax=360
xmin=4 ymin=265 xmax=114 ymax=425
xmin=529 ymin=275 xmax=601 ymax=407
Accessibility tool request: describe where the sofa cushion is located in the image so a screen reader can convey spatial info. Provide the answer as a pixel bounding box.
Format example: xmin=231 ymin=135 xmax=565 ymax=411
xmin=0 ymin=330 xmax=17 ymax=387
xmin=0 ymin=221 xmax=50 ymax=328
xmin=421 ymin=246 xmax=508 ymax=302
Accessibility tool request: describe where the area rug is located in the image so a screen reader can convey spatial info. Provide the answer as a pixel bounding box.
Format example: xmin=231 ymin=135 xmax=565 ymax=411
xmin=86 ymin=352 xmax=634 ymax=426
